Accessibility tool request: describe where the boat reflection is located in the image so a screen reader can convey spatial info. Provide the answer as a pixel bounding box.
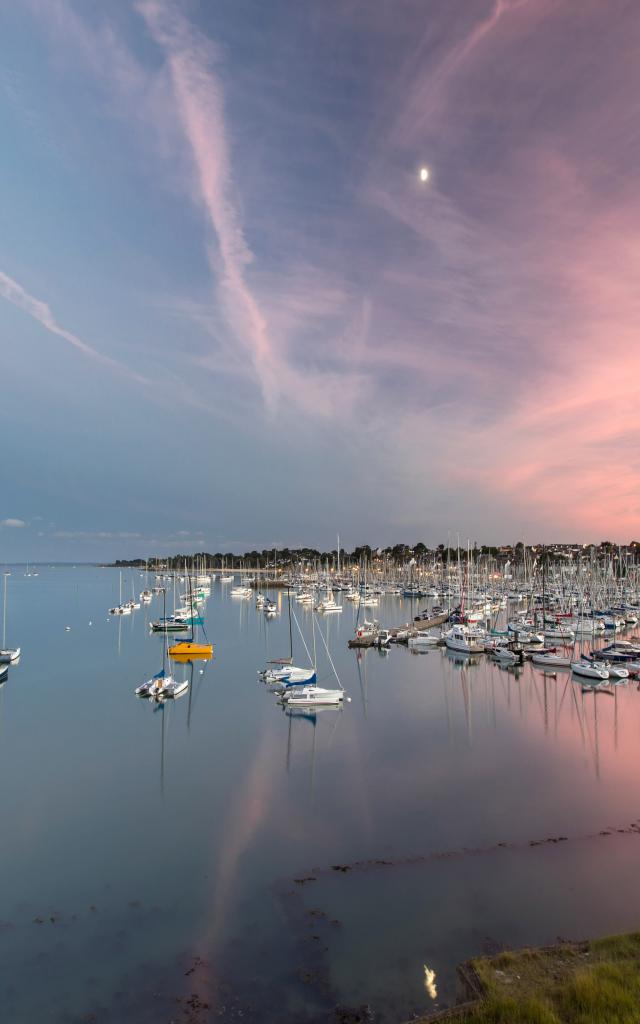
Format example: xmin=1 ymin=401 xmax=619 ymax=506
xmin=445 ymin=650 xmax=481 ymax=668
xmin=283 ymin=703 xmax=343 ymax=795
xmin=170 ymin=652 xmax=213 ymax=664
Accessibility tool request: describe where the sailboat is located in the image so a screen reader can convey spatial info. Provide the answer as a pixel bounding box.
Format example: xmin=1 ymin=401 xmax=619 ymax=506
xmin=314 ymin=589 xmax=342 ymax=614
xmin=109 ymin=571 xmax=132 ymax=615
xmin=571 ymin=658 xmax=610 ymax=681
xmin=168 ymin=576 xmax=213 ymax=659
xmin=279 ymin=613 xmax=347 ymax=707
xmin=259 ymin=589 xmax=316 ymax=686
xmin=0 ymin=573 xmax=20 ymax=664
xmin=136 ymin=591 xmax=186 ymax=698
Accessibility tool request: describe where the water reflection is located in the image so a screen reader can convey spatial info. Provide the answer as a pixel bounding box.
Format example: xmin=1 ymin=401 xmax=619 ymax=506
xmin=284 ymin=704 xmax=343 ymax=799
xmin=3 ymin=569 xmax=640 ymax=1022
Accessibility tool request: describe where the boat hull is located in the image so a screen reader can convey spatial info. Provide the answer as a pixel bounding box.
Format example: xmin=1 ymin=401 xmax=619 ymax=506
xmin=168 ymin=641 xmax=213 ymax=658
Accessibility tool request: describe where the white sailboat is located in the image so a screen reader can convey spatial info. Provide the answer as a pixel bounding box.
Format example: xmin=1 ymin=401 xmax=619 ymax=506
xmin=280 ymin=612 xmax=346 ymax=706
xmin=109 ymin=571 xmax=132 ymax=615
xmin=136 ymin=590 xmax=187 ymax=699
xmin=259 ymin=591 xmax=316 ymax=686
xmin=571 ymin=659 xmax=609 ymax=681
xmin=0 ymin=573 xmax=20 ymax=664
xmin=314 ymin=589 xmax=342 ymax=614
xmin=531 ymin=648 xmax=572 ymax=668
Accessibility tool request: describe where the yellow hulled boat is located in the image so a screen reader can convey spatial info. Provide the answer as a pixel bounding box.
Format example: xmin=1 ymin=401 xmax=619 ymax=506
xmin=168 ymin=640 xmax=213 ymax=659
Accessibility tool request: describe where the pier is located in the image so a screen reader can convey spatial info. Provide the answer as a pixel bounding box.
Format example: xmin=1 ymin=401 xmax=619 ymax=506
xmin=349 ymin=610 xmax=451 ymax=648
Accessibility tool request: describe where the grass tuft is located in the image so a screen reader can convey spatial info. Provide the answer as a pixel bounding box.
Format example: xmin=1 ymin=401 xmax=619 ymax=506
xmin=558 ymin=962 xmax=640 ymax=1023
xmin=414 ymin=930 xmax=640 ymax=1024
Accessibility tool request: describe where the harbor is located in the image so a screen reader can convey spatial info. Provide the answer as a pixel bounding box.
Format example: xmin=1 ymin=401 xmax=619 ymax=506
xmin=1 ymin=555 xmax=640 ymax=1021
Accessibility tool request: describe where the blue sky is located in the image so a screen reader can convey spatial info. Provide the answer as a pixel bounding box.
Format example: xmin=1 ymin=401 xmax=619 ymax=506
xmin=1 ymin=0 xmax=639 ymax=560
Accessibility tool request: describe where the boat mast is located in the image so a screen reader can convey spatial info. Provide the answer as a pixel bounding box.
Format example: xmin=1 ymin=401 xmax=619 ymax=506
xmin=2 ymin=573 xmax=7 ymax=649
xmin=287 ymin=586 xmax=293 ymax=662
xmin=312 ymin=610 xmax=317 ymax=673
xmin=187 ymin=574 xmax=195 ymax=644
xmin=542 ymin=546 xmax=546 ymax=634
xmin=162 ymin=588 xmax=167 ymax=677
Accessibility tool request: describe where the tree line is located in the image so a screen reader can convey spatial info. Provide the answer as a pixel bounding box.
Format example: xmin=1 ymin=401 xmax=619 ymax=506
xmin=110 ymin=540 xmax=640 ymax=570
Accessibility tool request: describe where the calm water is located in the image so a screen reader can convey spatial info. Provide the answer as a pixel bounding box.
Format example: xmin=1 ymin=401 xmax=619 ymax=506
xmin=2 ymin=567 xmax=640 ymax=1022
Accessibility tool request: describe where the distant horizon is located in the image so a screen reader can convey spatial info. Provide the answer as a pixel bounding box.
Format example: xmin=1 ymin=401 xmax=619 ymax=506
xmin=3 ymin=537 xmax=637 ymax=568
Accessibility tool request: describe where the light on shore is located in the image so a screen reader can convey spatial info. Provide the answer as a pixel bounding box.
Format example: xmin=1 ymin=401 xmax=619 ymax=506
xmin=424 ymin=964 xmax=437 ymax=998
xmin=419 ymin=166 xmax=430 ymax=182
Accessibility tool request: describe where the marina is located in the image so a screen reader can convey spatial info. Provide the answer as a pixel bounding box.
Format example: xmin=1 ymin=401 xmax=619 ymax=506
xmin=2 ymin=557 xmax=640 ymax=1021
xmin=2 ymin=0 xmax=638 ymax=1019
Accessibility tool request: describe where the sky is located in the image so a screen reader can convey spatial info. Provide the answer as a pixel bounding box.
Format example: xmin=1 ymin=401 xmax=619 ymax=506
xmin=1 ymin=0 xmax=639 ymax=560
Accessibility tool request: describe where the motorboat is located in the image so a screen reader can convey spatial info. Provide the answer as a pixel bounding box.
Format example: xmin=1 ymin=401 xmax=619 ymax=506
xmin=444 ymin=624 xmax=485 ymax=655
xmin=280 ymin=685 xmax=344 ymax=707
xmin=408 ymin=632 xmax=440 ymax=648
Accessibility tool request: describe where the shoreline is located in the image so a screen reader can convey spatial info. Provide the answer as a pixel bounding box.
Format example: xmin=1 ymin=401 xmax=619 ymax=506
xmin=414 ymin=931 xmax=640 ymax=1023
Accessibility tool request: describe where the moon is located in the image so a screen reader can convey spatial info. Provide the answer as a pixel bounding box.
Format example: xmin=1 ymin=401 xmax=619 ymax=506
xmin=419 ymin=167 xmax=429 ymax=182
